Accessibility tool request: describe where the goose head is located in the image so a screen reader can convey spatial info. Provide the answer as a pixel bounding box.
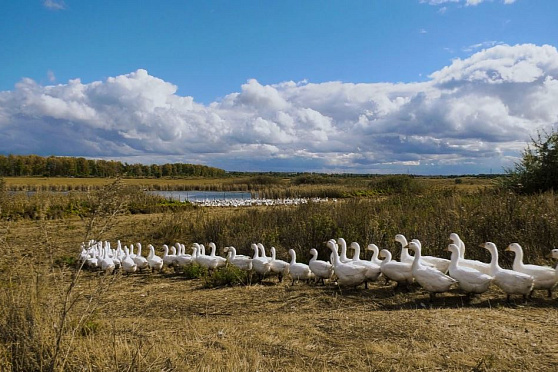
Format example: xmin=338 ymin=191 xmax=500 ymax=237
xmin=446 ymin=243 xmax=460 ymax=257
xmin=367 ymin=244 xmax=379 ymax=253
xmin=326 ymin=240 xmax=337 ymax=251
xmin=548 ymin=248 xmax=558 ymax=259
xmin=350 ymin=242 xmax=361 ymax=256
xmin=480 ymin=242 xmax=497 ymax=254
xmin=394 ymin=234 xmax=408 ymax=247
xmin=449 ymin=233 xmax=461 ymax=244
xmin=379 ymin=249 xmax=392 ymax=261
xmin=505 ymin=243 xmax=522 ymax=253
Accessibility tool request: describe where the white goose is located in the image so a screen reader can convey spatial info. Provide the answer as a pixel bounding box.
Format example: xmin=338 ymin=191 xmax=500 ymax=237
xmin=506 ymin=243 xmax=557 ymax=298
xmin=147 ymin=244 xmax=164 ymax=272
xmin=257 ymin=243 xmax=272 ymax=263
xmin=99 ymin=245 xmax=115 ymax=274
xmin=350 ymin=242 xmax=382 ymax=288
xmin=173 ymin=243 xmax=193 ymax=268
xmin=481 ymin=242 xmax=534 ymax=303
xmin=207 ymin=242 xmax=227 ymax=268
xmin=78 ymin=242 xmax=90 ymax=267
xmin=327 ymin=239 xmax=367 ymax=288
xmin=379 ymin=249 xmax=414 ymax=288
xmin=133 ymin=243 xmax=149 ymax=271
xmin=449 ymin=233 xmax=491 ymax=275
xmin=309 ymin=248 xmax=334 ymax=285
xmin=337 ymin=238 xmax=352 ymax=263
xmin=447 ymin=243 xmax=493 ymax=299
xmin=162 ymin=244 xmax=176 ymax=268
xmin=111 ymin=241 xmax=122 ymax=269
xmin=121 ymin=246 xmax=137 ymax=274
xmin=224 ymin=246 xmax=253 ymax=271
xmin=287 ymin=249 xmax=313 ymax=285
xmin=367 ymin=244 xmax=383 ymax=266
xmin=269 ymin=247 xmax=289 ymax=282
xmin=193 ymin=243 xmax=221 ymax=271
xmin=408 ymin=241 xmax=456 ymax=302
xmin=84 ymin=250 xmax=99 ymax=270
xmin=412 ymin=239 xmax=450 ymax=274
xmin=395 ymin=234 xmax=414 ymax=264
xmin=251 ymin=243 xmax=271 ymax=280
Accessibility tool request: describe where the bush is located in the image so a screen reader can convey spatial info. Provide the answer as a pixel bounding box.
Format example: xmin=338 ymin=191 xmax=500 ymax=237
xmin=291 ymin=174 xmax=339 ymax=185
xmin=505 ymin=129 xmax=558 ymax=194
xmin=368 ymin=175 xmax=424 ymax=194
xmin=203 ymin=265 xmax=251 ymax=288
xmin=181 ymin=263 xmax=208 ymax=279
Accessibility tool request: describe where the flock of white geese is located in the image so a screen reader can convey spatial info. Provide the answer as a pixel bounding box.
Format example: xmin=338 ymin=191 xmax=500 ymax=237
xmin=189 ymin=197 xmax=335 ymax=207
xmin=78 ymin=233 xmax=558 ymax=303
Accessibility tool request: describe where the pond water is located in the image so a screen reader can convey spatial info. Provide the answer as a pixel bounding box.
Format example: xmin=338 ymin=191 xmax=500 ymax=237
xmin=149 ymin=190 xmax=253 ymax=202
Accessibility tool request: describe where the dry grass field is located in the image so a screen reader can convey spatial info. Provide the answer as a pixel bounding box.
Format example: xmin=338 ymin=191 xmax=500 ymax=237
xmin=1 ymin=210 xmax=557 ymax=371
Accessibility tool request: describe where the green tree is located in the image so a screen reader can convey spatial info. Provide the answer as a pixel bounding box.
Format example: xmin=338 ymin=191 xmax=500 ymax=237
xmin=505 ymin=129 xmax=558 ymax=194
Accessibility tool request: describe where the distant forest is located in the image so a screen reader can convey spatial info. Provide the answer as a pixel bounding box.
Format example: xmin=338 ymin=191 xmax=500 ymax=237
xmin=0 ymin=154 xmax=226 ymax=178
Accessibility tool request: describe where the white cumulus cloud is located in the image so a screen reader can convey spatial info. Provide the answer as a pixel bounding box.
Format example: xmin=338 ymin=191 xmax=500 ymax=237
xmin=1 ymin=44 xmax=557 ymax=174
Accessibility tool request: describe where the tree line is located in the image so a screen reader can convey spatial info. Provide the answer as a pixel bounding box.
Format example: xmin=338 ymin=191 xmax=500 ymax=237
xmin=0 ymin=154 xmax=226 ymax=178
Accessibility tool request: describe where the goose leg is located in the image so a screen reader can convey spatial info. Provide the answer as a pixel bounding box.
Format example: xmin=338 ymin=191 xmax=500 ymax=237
xmin=547 ymin=288 xmax=553 ymax=298
xmin=429 ymin=292 xmax=436 ymax=303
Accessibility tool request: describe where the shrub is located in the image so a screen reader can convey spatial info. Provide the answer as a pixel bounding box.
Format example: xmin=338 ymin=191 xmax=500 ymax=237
xmin=291 ymin=174 xmax=339 ymax=185
xmin=505 ymin=129 xmax=558 ymax=194
xmin=181 ymin=263 xmax=208 ymax=279
xmin=203 ymin=265 xmax=251 ymax=288
xmin=368 ymin=175 xmax=424 ymax=194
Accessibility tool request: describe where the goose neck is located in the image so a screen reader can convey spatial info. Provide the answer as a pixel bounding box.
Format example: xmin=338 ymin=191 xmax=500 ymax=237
xmin=511 ymin=245 xmax=524 ymax=268
xmin=289 ymin=250 xmax=296 ymax=265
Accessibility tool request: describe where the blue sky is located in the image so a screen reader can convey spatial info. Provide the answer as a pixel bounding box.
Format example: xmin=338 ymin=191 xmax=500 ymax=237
xmin=1 ymin=0 xmax=558 ymax=174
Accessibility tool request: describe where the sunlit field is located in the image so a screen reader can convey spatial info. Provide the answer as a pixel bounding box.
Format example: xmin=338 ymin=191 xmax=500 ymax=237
xmin=1 ymin=176 xmax=557 ymax=371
